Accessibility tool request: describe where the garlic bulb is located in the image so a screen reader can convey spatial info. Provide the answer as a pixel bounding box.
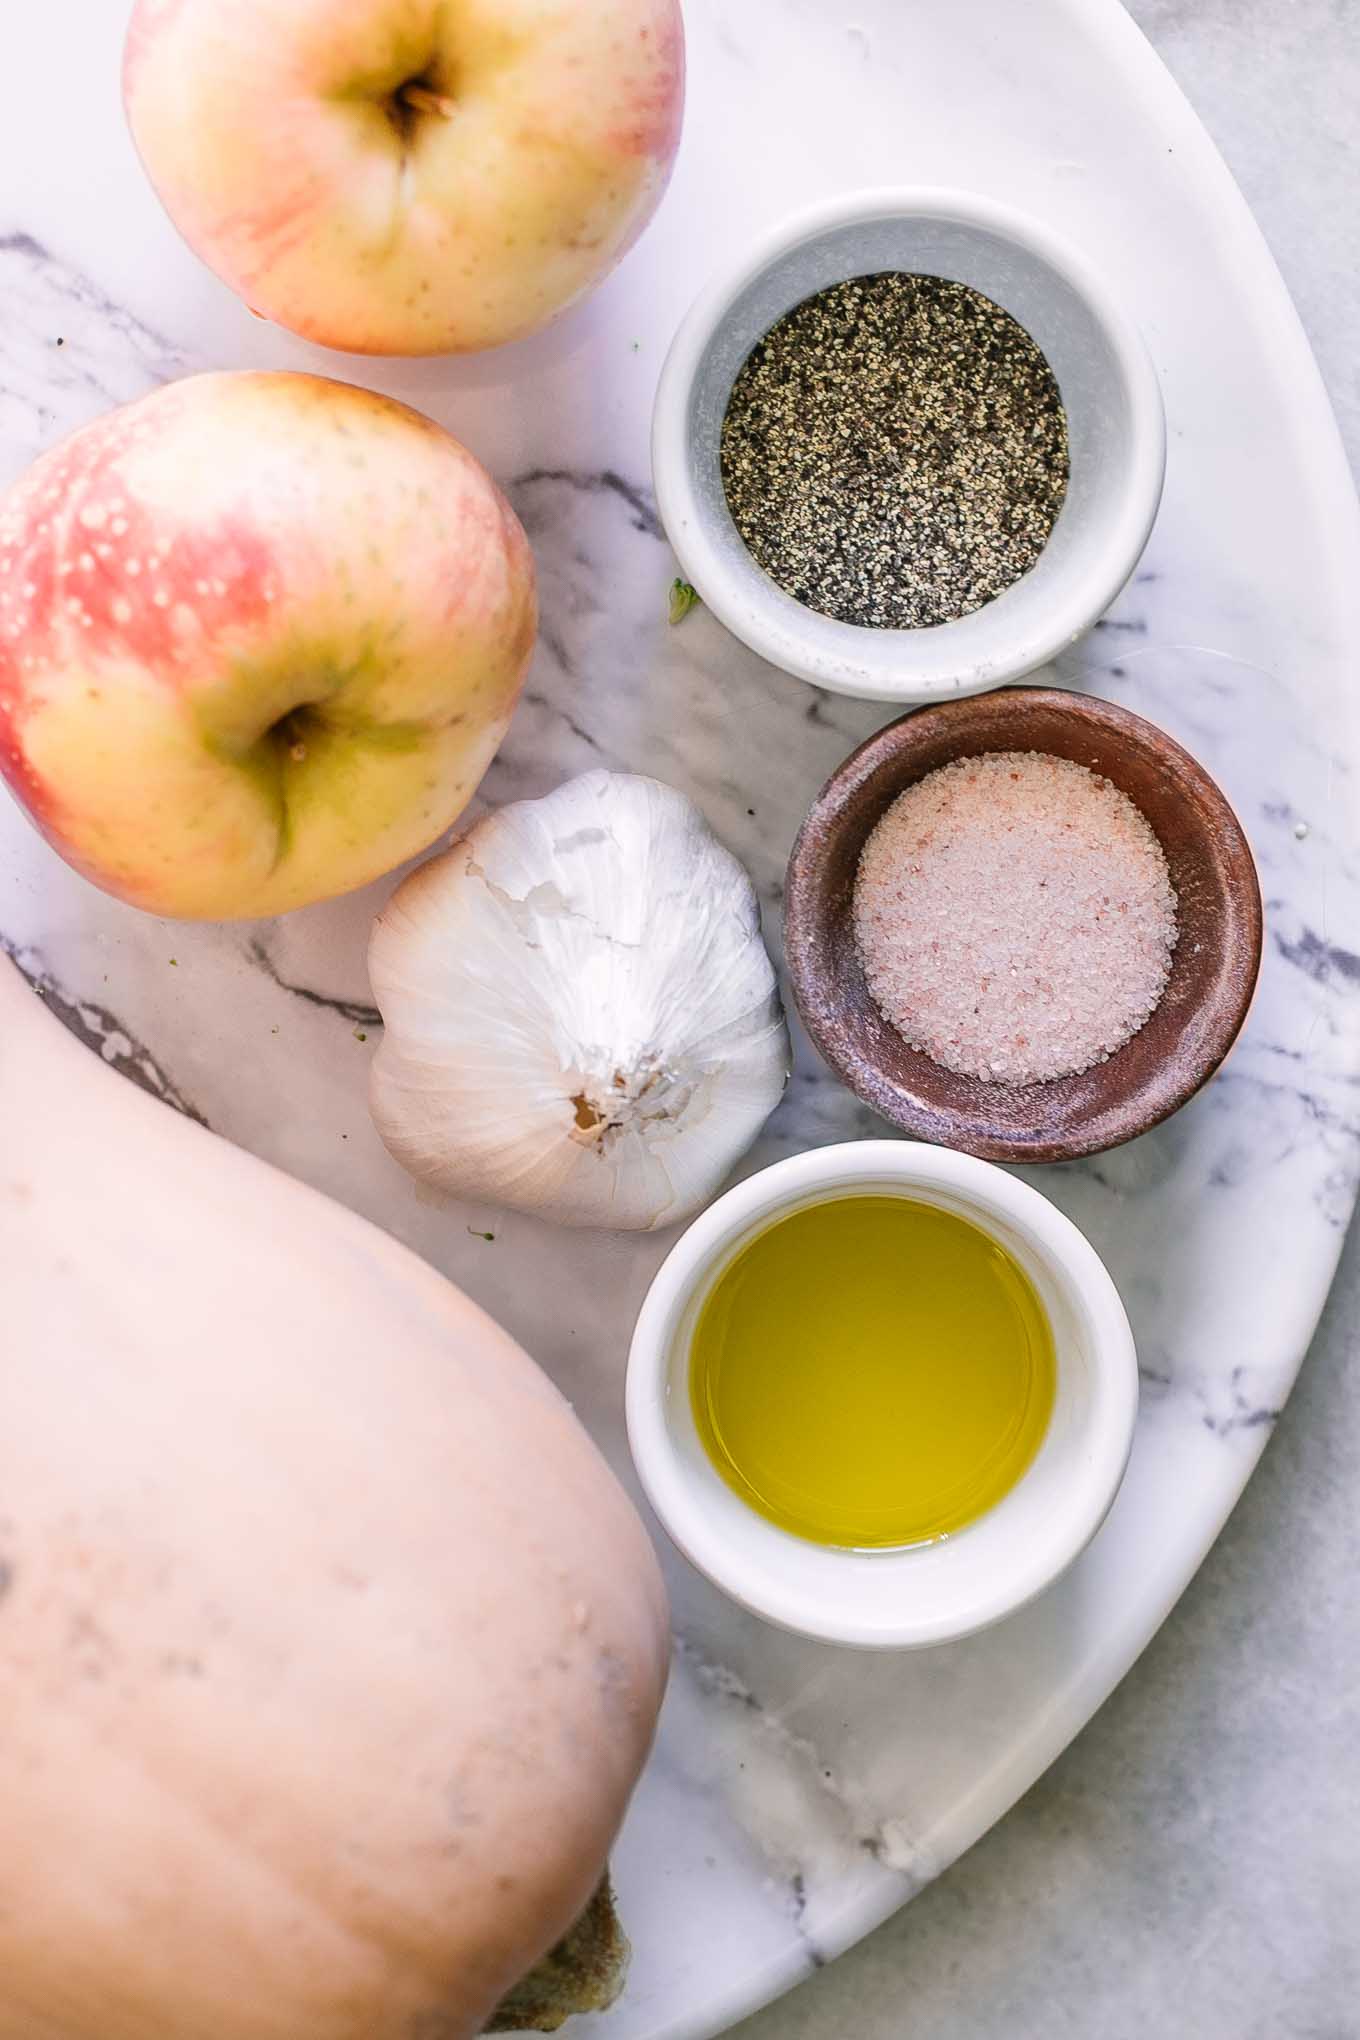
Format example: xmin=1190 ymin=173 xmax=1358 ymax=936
xmin=368 ymin=770 xmax=791 ymax=1231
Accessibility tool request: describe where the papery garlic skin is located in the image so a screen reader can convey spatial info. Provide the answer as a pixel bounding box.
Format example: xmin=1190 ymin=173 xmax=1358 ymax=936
xmin=369 ymin=771 xmax=791 ymax=1231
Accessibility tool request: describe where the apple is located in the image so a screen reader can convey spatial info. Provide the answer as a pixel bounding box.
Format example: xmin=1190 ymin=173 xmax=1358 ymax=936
xmin=123 ymin=0 xmax=686 ymax=357
xmin=0 ymin=371 xmax=537 ymax=919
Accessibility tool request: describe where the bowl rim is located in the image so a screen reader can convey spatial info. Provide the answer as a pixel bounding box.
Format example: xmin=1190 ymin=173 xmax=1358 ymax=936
xmin=783 ymin=685 xmax=1265 ymax=1163
xmin=650 ymin=184 xmax=1168 ymax=704
xmin=625 ymin=1140 xmax=1140 ymax=1649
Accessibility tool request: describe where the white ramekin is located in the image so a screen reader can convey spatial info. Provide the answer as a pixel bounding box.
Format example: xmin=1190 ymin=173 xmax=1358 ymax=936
xmin=626 ymin=1141 xmax=1138 ymax=1650
xmin=651 ymin=187 xmax=1166 ymax=705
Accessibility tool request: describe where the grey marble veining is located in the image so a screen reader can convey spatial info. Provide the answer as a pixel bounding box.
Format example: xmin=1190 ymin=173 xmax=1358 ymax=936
xmin=0 ymin=931 xmax=206 ymax=1123
xmin=1 ymin=3 xmax=1358 ymax=2037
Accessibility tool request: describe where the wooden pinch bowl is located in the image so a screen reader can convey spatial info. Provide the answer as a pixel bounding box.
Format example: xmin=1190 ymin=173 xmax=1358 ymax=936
xmin=784 ymin=687 xmax=1264 ymax=1163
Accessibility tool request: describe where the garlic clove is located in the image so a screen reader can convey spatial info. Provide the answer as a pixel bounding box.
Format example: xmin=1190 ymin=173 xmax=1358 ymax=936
xmin=368 ymin=771 xmax=791 ymax=1232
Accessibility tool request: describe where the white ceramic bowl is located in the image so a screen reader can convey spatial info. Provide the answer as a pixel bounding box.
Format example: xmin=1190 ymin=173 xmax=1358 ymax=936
xmin=626 ymin=1141 xmax=1138 ymax=1649
xmin=651 ymin=188 xmax=1166 ymax=705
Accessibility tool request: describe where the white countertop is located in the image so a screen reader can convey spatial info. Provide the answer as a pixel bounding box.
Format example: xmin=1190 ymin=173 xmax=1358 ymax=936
xmin=731 ymin=9 xmax=1360 ymax=2034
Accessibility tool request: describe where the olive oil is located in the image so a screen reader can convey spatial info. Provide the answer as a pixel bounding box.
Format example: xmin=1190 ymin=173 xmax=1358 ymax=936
xmin=689 ymin=1195 xmax=1056 ymax=1549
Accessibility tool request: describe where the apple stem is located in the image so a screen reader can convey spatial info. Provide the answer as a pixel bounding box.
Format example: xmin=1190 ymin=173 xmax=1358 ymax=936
xmin=399 ymin=83 xmax=456 ymax=119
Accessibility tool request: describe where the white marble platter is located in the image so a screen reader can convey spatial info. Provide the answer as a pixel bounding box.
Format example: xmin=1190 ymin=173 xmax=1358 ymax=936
xmin=2 ymin=0 xmax=1359 ymax=2034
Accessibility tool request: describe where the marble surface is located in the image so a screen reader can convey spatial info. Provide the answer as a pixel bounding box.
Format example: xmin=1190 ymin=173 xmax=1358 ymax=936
xmin=1 ymin=4 xmax=1358 ymax=2038
xmin=733 ymin=5 xmax=1360 ymax=2036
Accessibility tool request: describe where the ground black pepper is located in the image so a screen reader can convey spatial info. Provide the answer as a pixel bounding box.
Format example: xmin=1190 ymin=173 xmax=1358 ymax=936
xmin=720 ymin=273 xmax=1070 ymax=630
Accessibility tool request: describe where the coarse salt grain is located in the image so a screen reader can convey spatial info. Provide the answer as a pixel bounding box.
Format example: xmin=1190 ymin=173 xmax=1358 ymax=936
xmin=852 ymin=750 xmax=1178 ymax=1086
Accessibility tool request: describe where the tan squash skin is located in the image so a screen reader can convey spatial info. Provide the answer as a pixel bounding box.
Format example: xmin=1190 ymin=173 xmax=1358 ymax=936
xmin=0 ymin=957 xmax=668 ymax=2040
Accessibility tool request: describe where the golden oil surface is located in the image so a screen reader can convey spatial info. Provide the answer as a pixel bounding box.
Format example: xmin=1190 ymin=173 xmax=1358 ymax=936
xmin=690 ymin=1195 xmax=1056 ymax=1548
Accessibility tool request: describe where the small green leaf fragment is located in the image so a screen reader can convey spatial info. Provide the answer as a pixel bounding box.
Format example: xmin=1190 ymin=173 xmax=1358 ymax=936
xmin=668 ymin=579 xmax=699 ymax=626
xmin=467 ymin=1227 xmax=496 ymax=1243
xmin=354 ymin=1029 xmax=368 ymax=1042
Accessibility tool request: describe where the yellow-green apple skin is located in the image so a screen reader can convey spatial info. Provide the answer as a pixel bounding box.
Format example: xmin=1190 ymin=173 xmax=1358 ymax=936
xmin=0 ymin=371 xmax=537 ymax=920
xmin=123 ymin=0 xmax=686 ymax=356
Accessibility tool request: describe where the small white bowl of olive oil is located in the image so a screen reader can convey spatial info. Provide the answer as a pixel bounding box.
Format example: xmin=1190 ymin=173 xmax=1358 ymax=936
xmin=626 ymin=1140 xmax=1137 ymax=1650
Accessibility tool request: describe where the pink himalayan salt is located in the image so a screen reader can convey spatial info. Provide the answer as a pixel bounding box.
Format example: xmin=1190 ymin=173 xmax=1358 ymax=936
xmin=852 ymin=750 xmax=1178 ymax=1087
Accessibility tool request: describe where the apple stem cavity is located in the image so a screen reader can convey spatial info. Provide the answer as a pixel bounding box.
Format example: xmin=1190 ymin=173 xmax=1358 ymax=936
xmin=398 ymin=82 xmax=456 ymax=120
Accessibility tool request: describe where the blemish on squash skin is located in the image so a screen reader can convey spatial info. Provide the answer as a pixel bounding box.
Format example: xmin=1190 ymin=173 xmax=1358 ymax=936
xmin=594 ymin=1645 xmax=640 ymax=1720
xmin=68 ymin=1609 xmax=116 ymax=1681
xmin=160 ymin=1650 xmax=205 ymax=1678
xmin=446 ymin=1780 xmax=482 ymax=1833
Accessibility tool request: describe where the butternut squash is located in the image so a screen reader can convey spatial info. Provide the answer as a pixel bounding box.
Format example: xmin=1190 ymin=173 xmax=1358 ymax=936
xmin=0 ymin=956 xmax=668 ymax=2040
